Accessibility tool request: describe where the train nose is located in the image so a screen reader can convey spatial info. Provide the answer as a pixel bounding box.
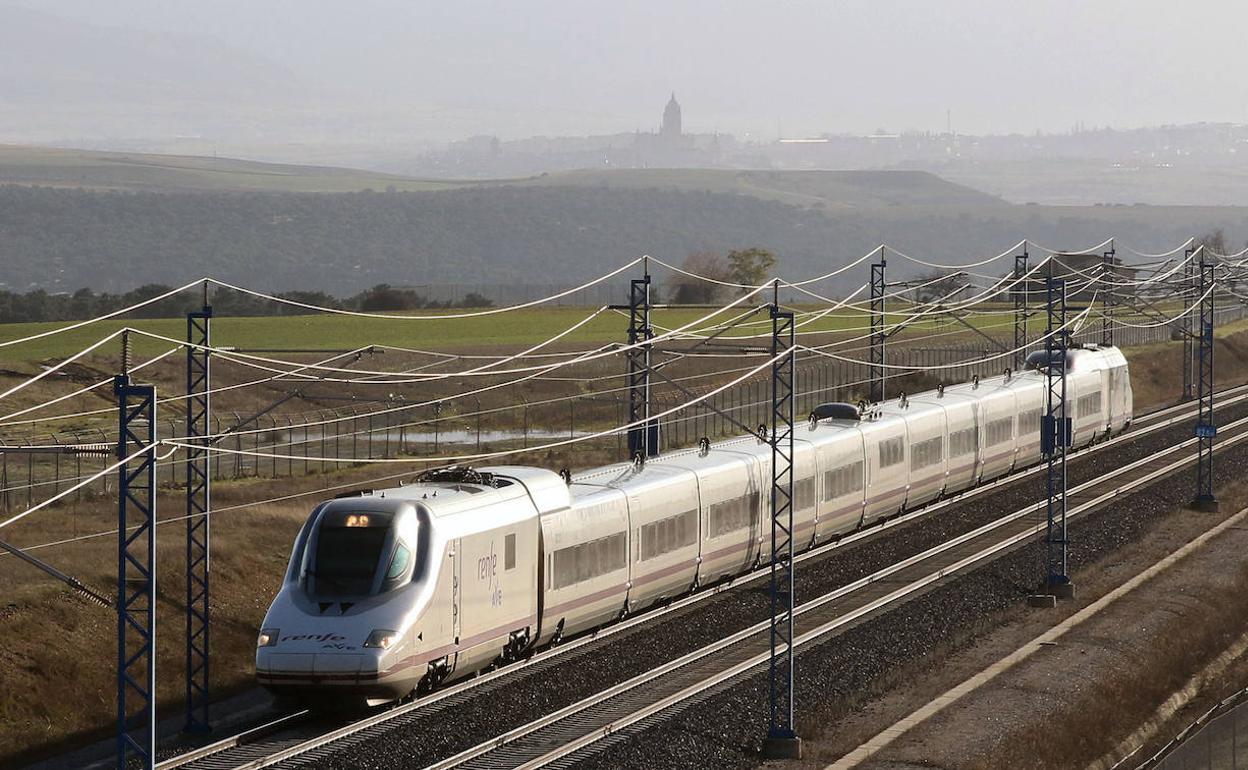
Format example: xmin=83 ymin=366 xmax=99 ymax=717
xmin=256 ymin=638 xmax=387 ymax=681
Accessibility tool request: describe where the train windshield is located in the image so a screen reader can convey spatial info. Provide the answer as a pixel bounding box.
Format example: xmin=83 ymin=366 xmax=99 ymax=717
xmin=313 ymin=526 xmax=389 ymax=596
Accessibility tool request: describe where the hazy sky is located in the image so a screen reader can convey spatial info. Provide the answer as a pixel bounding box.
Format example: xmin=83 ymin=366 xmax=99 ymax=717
xmin=5 ymin=0 xmax=1247 ymax=140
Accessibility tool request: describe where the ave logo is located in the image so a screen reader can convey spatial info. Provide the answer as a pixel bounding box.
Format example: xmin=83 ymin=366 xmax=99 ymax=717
xmin=477 ymin=543 xmax=503 ymax=607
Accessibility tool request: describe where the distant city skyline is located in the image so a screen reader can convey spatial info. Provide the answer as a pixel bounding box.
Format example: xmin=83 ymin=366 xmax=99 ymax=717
xmin=2 ymin=0 xmax=1247 ymax=149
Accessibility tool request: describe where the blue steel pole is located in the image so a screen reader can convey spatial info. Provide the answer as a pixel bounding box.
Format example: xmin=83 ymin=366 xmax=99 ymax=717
xmin=185 ymin=303 xmax=212 ymax=732
xmin=116 ymin=372 xmax=157 ymax=770
xmin=1014 ymin=248 xmax=1029 ymax=369
xmin=870 ymin=255 xmax=886 ymax=403
xmin=763 ymin=280 xmax=800 ymax=760
xmin=1193 ymin=250 xmax=1218 ymax=511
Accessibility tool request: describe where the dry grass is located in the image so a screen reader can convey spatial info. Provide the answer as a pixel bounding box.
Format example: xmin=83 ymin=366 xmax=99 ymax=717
xmin=972 ymin=488 xmax=1248 ymax=770
xmin=1125 ymin=321 xmax=1248 ymax=410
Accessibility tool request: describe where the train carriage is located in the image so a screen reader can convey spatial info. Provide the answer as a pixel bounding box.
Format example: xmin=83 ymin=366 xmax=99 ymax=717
xmin=859 ymin=412 xmax=909 ymax=525
xmin=909 ymin=389 xmax=979 ymax=497
xmin=735 ymin=437 xmax=819 ymax=551
xmin=803 ymin=418 xmax=867 ymax=542
xmin=885 ymin=397 xmax=947 ymax=509
xmin=537 ymin=483 xmax=630 ymax=645
xmin=1002 ymin=372 xmax=1045 ymax=468
xmin=668 ymin=447 xmax=763 ymax=585
xmin=597 ymin=463 xmax=701 ymax=611
xmin=954 ymin=378 xmax=1017 ymax=482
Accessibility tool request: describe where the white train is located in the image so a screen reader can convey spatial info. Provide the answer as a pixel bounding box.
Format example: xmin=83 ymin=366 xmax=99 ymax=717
xmin=256 ymin=345 xmax=1132 ymax=706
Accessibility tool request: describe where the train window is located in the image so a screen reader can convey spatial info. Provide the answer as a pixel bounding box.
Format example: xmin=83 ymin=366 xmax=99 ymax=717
xmin=949 ymin=427 xmax=976 ymax=456
xmin=640 ymin=509 xmax=697 ymax=560
xmin=710 ymin=492 xmax=764 ymax=537
xmin=796 ymin=476 xmax=816 ymax=511
xmin=878 ymin=437 xmax=905 ymax=468
xmin=822 ymin=461 xmax=864 ymax=500
xmin=550 ymin=532 xmax=626 ymax=589
xmin=910 ymin=436 xmax=943 ymax=471
xmin=312 ymin=526 xmax=389 ymax=597
xmin=1019 ymin=409 xmax=1042 ymax=435
xmin=505 ymin=533 xmax=516 ymax=570
xmin=1077 ymin=392 xmax=1102 ymax=419
xmin=385 ymin=544 xmax=411 ymax=581
xmin=985 ymin=417 xmax=1013 ymax=445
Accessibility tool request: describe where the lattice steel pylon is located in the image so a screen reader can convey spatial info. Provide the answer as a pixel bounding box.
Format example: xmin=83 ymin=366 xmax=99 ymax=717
xmin=762 ymin=283 xmax=801 ymax=760
xmin=869 ymin=256 xmax=886 ymax=403
xmin=184 ymin=301 xmax=212 ymax=732
xmin=1014 ymin=248 xmax=1029 ymax=369
xmin=1182 ymin=246 xmax=1197 ymax=400
xmin=1101 ymin=243 xmax=1116 ymax=347
xmin=1193 ymin=248 xmax=1219 ymax=511
xmin=115 ymin=373 xmax=158 ymax=770
xmin=1033 ymin=274 xmax=1073 ymax=605
xmin=626 ymin=265 xmax=657 ymax=459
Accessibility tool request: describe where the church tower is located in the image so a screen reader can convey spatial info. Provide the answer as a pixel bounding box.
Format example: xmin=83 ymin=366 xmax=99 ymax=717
xmin=660 ymin=92 xmax=682 ymax=138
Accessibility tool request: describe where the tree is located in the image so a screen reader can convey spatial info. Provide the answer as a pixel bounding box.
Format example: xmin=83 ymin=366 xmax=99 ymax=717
xmin=459 ymin=292 xmax=494 ymax=308
xmin=355 ymin=284 xmax=427 ymax=311
xmin=668 ymin=251 xmax=730 ymax=304
xmin=911 ymin=270 xmax=966 ymax=303
xmin=1196 ymin=229 xmax=1228 ymax=257
xmin=726 ymin=247 xmax=777 ymax=289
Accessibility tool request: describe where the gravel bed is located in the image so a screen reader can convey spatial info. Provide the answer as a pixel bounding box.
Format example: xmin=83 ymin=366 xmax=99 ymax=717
xmin=306 ymin=398 xmax=1248 ymax=770
xmin=567 ymin=433 xmax=1248 ymax=770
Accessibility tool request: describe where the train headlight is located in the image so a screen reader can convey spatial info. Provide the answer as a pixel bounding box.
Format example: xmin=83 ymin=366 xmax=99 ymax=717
xmin=364 ymin=629 xmax=399 ymax=649
xmin=257 ymin=628 xmax=279 ymax=648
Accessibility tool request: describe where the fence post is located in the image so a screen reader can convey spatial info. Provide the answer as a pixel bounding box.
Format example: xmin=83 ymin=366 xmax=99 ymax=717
xmin=473 ymin=396 xmax=482 ymax=453
xmin=521 ymin=396 xmax=529 ymax=449
xmin=433 ymin=403 xmax=442 ymax=455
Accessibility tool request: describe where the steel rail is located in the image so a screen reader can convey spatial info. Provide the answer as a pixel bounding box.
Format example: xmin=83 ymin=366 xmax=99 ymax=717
xmin=433 ymin=406 xmax=1248 ymax=770
xmin=154 ymin=385 xmax=1248 ymax=770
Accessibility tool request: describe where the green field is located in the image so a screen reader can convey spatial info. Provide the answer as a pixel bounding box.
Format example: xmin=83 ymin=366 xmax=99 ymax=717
xmin=0 ymin=303 xmax=1029 ymax=362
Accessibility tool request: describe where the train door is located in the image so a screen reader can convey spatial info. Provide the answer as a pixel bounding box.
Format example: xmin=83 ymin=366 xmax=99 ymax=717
xmin=451 ymin=537 xmax=462 ymax=673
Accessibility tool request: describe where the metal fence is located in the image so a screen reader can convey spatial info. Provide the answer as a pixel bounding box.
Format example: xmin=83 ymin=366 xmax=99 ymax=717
xmin=1137 ymin=688 xmax=1248 ymax=769
xmin=2 ymin=303 xmax=1246 ymax=513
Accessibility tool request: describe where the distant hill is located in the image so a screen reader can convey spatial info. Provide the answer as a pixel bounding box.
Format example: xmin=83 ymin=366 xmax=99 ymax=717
xmin=0 ymin=145 xmax=468 ymax=194
xmin=504 ymin=168 xmax=1005 ymax=209
xmin=1 ymin=182 xmax=1245 ymax=296
xmin=0 ymin=144 xmax=1002 ymax=208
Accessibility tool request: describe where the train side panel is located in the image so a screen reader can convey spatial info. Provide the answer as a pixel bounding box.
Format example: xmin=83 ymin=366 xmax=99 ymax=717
xmin=1070 ymin=366 xmax=1104 ymax=448
xmin=1005 ymin=374 xmax=1045 ymax=468
xmin=1105 ymin=348 xmax=1133 ymax=432
xmin=736 ymin=438 xmax=818 ymax=552
xmin=680 ymin=452 xmax=761 ymax=584
xmin=892 ymin=401 xmax=947 ymax=508
xmin=912 ymin=392 xmax=978 ymax=496
xmin=968 ymin=384 xmax=1018 ymax=481
xmin=615 ymin=466 xmax=701 ymax=610
xmin=808 ymin=422 xmax=866 ymax=542
xmin=537 ymin=484 xmax=630 ymax=645
xmin=860 ymin=415 xmax=909 ymax=525
xmin=448 ymin=502 xmax=540 ymax=676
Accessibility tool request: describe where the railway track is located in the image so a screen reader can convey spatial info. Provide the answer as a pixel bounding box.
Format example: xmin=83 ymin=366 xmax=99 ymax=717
xmin=153 ymin=387 xmax=1248 ymax=770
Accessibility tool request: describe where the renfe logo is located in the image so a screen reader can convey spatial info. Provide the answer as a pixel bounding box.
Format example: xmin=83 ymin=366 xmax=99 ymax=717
xmin=282 ymin=633 xmax=347 ymax=643
xmin=477 ymin=543 xmax=504 ymax=607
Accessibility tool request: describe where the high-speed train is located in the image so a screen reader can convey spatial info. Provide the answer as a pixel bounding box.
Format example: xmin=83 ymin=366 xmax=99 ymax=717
xmin=256 ymin=344 xmax=1132 ymax=706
